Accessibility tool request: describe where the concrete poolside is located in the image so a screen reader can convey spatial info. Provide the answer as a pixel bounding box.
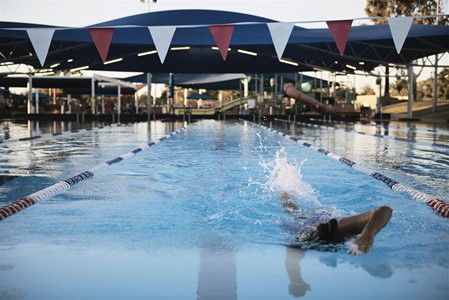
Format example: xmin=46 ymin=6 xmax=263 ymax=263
xmin=381 ymin=100 xmax=449 ymax=122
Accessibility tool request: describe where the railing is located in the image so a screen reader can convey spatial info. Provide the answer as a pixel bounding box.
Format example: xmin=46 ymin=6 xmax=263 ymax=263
xmin=174 ymin=97 xmax=253 ymax=116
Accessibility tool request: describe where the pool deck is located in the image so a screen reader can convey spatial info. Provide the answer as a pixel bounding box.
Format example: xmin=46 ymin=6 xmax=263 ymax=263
xmin=1 ymin=100 xmax=449 ymax=124
xmin=381 ymin=100 xmax=449 ymax=123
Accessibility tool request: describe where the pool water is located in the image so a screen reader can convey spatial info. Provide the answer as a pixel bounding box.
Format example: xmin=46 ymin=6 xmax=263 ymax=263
xmin=0 ymin=119 xmax=448 ymax=300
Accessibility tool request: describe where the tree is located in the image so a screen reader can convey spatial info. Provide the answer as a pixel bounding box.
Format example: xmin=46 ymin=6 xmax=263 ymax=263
xmin=365 ymin=0 xmax=448 ymax=101
xmin=360 ymin=84 xmax=375 ymax=95
xmin=436 ymin=68 xmax=449 ymax=100
xmin=417 ymin=77 xmax=434 ymax=99
xmin=365 ymin=0 xmax=448 ymax=25
xmin=415 ymin=67 xmax=449 ymax=100
xmin=390 ymin=77 xmax=409 ymax=97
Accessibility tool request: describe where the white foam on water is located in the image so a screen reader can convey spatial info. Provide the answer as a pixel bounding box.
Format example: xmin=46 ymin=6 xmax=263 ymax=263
xmin=256 ymin=147 xmax=322 ymax=211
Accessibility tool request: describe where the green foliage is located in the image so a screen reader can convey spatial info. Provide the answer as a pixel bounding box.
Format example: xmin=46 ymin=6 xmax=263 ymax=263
xmin=365 ymin=0 xmax=448 ymax=25
xmin=412 ymin=67 xmax=449 ymax=100
xmin=390 ymin=77 xmax=409 ymax=97
xmin=360 ymin=84 xmax=376 ymax=95
xmin=436 ymin=67 xmax=449 ymax=99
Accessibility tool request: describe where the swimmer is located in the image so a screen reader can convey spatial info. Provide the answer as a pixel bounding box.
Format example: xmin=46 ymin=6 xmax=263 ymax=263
xmin=280 ymin=192 xmax=392 ymax=255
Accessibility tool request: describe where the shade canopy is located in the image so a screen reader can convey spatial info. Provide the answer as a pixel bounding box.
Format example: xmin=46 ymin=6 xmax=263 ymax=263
xmin=1 ymin=9 xmax=448 ymax=75
xmin=124 ymin=73 xmax=246 ymax=90
xmin=187 ymin=93 xmax=216 ymax=100
xmin=0 ymin=76 xmax=137 ymax=95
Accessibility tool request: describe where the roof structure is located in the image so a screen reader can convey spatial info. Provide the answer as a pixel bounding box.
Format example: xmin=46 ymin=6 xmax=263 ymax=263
xmin=1 ymin=9 xmax=448 ymax=76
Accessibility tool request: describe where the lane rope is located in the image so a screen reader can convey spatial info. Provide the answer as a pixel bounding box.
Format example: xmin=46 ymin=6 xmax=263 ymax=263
xmin=252 ymin=122 xmax=449 ymax=218
xmin=0 ymin=126 xmax=187 ymax=221
xmin=275 ymin=118 xmax=449 ymax=150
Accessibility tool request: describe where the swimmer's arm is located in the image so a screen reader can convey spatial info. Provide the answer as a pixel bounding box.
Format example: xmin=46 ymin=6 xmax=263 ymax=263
xmin=338 ymin=206 xmax=392 ymax=236
xmin=280 ymin=192 xmax=298 ymax=212
xmin=337 ymin=210 xmax=373 ymax=236
xmin=347 ymin=206 xmax=393 ymax=255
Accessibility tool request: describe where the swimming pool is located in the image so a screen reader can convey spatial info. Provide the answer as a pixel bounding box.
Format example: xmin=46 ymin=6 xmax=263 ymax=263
xmin=0 ymin=119 xmax=448 ymax=300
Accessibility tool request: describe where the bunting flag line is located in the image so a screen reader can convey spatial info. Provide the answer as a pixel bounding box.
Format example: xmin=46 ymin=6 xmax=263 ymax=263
xmin=267 ymin=22 xmax=295 ymax=60
xmin=88 ymin=28 xmax=115 ymax=63
xmin=26 ymin=28 xmax=55 ymax=67
xmin=387 ymin=16 xmax=414 ymax=54
xmin=148 ymin=26 xmax=177 ymax=64
xmin=14 ymin=15 xmax=443 ymax=67
xmin=326 ymin=20 xmax=353 ymax=56
xmin=209 ymin=25 xmax=235 ymax=61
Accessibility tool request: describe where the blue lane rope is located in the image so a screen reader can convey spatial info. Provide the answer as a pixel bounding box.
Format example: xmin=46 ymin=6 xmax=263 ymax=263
xmin=252 ymin=122 xmax=449 ymax=218
xmin=275 ymin=119 xmax=449 ymax=150
xmin=0 ymin=126 xmax=187 ymax=221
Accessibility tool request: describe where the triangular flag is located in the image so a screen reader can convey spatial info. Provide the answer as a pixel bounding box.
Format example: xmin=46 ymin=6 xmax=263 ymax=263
xmin=387 ymin=17 xmax=414 ymax=54
xmin=88 ymin=28 xmax=115 ymax=63
xmin=209 ymin=25 xmax=234 ymax=61
xmin=267 ymin=22 xmax=295 ymax=60
xmin=26 ymin=28 xmax=55 ymax=67
xmin=148 ymin=26 xmax=177 ymax=64
xmin=326 ymin=20 xmax=353 ymax=56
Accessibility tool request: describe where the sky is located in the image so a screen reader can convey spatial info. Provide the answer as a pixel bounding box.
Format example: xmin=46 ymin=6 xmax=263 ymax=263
xmin=1 ymin=0 xmax=448 ymax=91
xmin=1 ymin=0 xmax=374 ymax=27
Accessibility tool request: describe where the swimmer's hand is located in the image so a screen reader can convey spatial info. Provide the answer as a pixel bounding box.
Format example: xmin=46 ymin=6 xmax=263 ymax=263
xmin=348 ymin=234 xmax=374 ymax=255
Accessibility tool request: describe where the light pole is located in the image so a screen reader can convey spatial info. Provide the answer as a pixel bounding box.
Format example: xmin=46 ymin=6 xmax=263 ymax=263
xmin=140 ymin=0 xmax=158 ymax=12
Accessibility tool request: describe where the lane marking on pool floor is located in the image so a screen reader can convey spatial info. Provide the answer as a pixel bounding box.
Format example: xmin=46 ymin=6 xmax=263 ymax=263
xmin=0 ymin=126 xmax=188 ymax=221
xmin=0 ymin=123 xmax=130 ymax=145
xmin=275 ymin=118 xmax=449 ymax=150
xmin=251 ymin=122 xmax=449 ymax=219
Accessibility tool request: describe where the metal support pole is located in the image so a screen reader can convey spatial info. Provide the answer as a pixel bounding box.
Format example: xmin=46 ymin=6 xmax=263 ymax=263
xmin=407 ymin=65 xmax=414 ymax=119
xmin=134 ymin=91 xmax=139 ymax=114
xmin=432 ymin=54 xmax=439 ymax=113
xmin=27 ymin=74 xmax=33 ymax=114
xmin=91 ymin=77 xmax=95 ymax=114
xmin=376 ymin=76 xmax=382 ymax=115
xmin=118 ymin=85 xmax=121 ymax=123
xmin=68 ymin=94 xmax=72 ymax=114
xmin=146 ymin=73 xmax=152 ymax=121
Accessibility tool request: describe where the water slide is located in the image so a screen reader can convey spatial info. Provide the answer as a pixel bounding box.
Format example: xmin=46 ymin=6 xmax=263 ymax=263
xmin=284 ymin=83 xmax=337 ymax=115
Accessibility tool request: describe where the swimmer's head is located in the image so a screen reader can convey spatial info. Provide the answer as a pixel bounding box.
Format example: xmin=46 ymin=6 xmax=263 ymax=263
xmin=305 ymin=219 xmax=345 ymax=244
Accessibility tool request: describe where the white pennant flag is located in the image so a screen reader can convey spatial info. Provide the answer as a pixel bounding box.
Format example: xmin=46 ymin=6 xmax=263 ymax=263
xmin=26 ymin=28 xmax=55 ymax=67
xmin=267 ymin=22 xmax=295 ymax=60
xmin=148 ymin=26 xmax=177 ymax=64
xmin=387 ymin=17 xmax=414 ymax=54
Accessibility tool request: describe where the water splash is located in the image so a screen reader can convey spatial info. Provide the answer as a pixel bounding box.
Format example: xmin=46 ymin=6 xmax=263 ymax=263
xmin=253 ymin=147 xmax=322 ymax=211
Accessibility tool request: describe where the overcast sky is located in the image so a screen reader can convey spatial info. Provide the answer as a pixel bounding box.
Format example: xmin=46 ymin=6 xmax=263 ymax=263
xmin=0 ymin=0 xmax=394 ymax=27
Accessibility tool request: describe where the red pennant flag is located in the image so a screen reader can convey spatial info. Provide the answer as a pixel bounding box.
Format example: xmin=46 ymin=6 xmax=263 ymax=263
xmin=88 ymin=28 xmax=115 ymax=63
xmin=326 ymin=20 xmax=353 ymax=56
xmin=209 ymin=25 xmax=234 ymax=61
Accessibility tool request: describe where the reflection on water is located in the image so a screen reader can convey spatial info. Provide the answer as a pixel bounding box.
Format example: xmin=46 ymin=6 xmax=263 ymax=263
xmin=197 ymin=235 xmax=237 ymax=300
xmin=0 ymin=263 xmax=26 ymax=300
xmin=0 ymin=119 xmax=447 ymax=299
xmin=285 ymin=247 xmax=311 ymax=298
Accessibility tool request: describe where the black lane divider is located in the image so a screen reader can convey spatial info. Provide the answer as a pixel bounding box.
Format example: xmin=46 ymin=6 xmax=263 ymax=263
xmin=0 ymin=126 xmax=187 ymax=221
xmin=252 ymin=122 xmax=449 ymax=219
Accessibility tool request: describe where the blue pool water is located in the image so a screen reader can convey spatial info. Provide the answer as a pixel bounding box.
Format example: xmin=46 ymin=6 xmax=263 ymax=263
xmin=0 ymin=119 xmax=448 ymax=300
